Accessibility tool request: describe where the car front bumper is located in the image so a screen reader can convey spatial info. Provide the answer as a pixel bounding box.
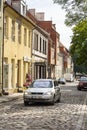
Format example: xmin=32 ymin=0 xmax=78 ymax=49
xmin=77 ymin=85 xmax=87 ymax=89
xmin=23 ymin=94 xmax=54 ymax=103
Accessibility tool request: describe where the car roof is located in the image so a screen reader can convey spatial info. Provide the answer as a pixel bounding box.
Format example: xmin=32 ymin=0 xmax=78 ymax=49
xmin=34 ymin=79 xmax=54 ymax=82
xmin=80 ymin=76 xmax=87 ymax=78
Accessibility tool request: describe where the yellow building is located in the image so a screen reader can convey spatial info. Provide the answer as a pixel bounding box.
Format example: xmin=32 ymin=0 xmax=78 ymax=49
xmin=3 ymin=2 xmax=35 ymax=93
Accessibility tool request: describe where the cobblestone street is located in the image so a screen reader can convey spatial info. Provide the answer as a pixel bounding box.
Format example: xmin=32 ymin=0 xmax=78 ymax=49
xmin=0 ymin=82 xmax=87 ymax=130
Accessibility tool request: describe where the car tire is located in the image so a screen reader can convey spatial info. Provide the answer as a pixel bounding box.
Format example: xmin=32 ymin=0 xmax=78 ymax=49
xmin=51 ymin=96 xmax=55 ymax=105
xmin=57 ymin=94 xmax=61 ymax=103
xmin=77 ymin=86 xmax=81 ymax=91
xmin=57 ymin=97 xmax=60 ymax=102
xmin=24 ymin=101 xmax=29 ymax=106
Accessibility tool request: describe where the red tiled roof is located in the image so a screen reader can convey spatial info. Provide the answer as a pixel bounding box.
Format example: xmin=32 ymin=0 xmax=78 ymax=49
xmin=26 ymin=11 xmax=38 ymax=24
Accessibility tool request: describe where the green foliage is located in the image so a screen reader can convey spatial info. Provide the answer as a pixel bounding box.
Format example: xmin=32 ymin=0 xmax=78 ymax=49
xmin=53 ymin=0 xmax=87 ymax=26
xmin=70 ymin=19 xmax=87 ymax=73
xmin=53 ymin=0 xmax=87 ymax=73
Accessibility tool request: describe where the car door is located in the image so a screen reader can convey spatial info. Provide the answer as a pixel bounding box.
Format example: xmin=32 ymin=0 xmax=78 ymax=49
xmin=54 ymin=80 xmax=60 ymax=101
xmin=54 ymin=81 xmax=60 ymax=100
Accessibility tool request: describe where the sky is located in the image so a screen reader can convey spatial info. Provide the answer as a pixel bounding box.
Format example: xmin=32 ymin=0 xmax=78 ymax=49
xmin=25 ymin=0 xmax=72 ymax=49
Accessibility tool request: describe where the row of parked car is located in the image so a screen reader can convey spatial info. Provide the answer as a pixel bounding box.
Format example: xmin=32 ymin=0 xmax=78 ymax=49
xmin=58 ymin=75 xmax=87 ymax=91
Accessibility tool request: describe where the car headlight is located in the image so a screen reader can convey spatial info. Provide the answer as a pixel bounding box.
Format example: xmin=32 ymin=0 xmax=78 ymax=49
xmin=24 ymin=91 xmax=30 ymax=95
xmin=44 ymin=91 xmax=53 ymax=95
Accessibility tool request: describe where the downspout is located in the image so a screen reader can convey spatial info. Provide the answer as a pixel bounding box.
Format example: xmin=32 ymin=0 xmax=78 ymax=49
xmin=2 ymin=3 xmax=8 ymax=94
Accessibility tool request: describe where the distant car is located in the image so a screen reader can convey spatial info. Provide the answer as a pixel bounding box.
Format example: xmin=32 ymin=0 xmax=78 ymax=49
xmin=58 ymin=78 xmax=66 ymax=84
xmin=23 ymin=79 xmax=61 ymax=106
xmin=77 ymin=76 xmax=87 ymax=90
xmin=64 ymin=73 xmax=74 ymax=82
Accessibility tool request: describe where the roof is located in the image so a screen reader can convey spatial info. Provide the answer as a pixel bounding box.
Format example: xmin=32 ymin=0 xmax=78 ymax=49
xmin=4 ymin=1 xmax=36 ymax=27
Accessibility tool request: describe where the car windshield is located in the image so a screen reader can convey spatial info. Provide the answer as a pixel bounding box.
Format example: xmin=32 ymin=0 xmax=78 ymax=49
xmin=60 ymin=78 xmax=65 ymax=81
xmin=80 ymin=77 xmax=87 ymax=81
xmin=29 ymin=81 xmax=53 ymax=88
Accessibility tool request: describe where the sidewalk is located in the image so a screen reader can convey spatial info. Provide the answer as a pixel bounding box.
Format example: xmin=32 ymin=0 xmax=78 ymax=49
xmin=0 ymin=92 xmax=23 ymax=103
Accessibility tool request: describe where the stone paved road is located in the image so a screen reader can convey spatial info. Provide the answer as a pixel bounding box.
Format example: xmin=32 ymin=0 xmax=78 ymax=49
xmin=0 ymin=82 xmax=87 ymax=130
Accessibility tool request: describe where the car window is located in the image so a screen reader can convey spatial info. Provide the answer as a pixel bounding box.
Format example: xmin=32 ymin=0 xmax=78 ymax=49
xmin=80 ymin=77 xmax=87 ymax=81
xmin=30 ymin=81 xmax=53 ymax=88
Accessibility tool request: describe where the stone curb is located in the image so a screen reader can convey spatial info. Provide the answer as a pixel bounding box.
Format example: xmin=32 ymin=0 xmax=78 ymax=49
xmin=0 ymin=93 xmax=23 ymax=103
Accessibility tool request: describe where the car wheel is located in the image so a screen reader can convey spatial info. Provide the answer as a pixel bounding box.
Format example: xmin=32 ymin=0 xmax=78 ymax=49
xmin=24 ymin=101 xmax=29 ymax=106
xmin=51 ymin=96 xmax=55 ymax=105
xmin=57 ymin=97 xmax=60 ymax=102
xmin=77 ymin=87 xmax=81 ymax=91
xmin=57 ymin=95 xmax=61 ymax=103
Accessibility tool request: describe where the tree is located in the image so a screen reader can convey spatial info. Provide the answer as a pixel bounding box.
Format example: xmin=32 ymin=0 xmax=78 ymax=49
xmin=53 ymin=0 xmax=87 ymax=73
xmin=70 ymin=19 xmax=87 ymax=73
xmin=53 ymin=0 xmax=87 ymax=26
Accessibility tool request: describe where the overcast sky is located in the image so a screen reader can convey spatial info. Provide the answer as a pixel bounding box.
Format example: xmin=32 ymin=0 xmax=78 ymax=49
xmin=25 ymin=0 xmax=72 ymax=49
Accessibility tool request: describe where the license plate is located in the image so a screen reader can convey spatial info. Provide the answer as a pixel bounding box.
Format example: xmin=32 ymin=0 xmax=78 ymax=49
xmin=32 ymin=96 xmax=41 ymax=99
xmin=84 ymin=86 xmax=87 ymax=88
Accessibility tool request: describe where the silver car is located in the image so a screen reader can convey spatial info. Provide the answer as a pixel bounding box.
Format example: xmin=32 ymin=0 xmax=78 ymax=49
xmin=58 ymin=77 xmax=66 ymax=84
xmin=23 ymin=79 xmax=61 ymax=106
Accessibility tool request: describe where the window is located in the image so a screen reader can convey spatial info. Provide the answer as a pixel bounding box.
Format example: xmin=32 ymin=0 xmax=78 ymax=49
xmin=4 ymin=16 xmax=8 ymax=39
xmin=34 ymin=33 xmax=38 ymax=50
xmin=52 ymin=50 xmax=55 ymax=59
xmin=40 ymin=37 xmax=42 ymax=52
xmin=43 ymin=39 xmax=46 ymax=54
xmin=24 ymin=28 xmax=27 ymax=46
xmin=40 ymin=39 xmax=43 ymax=52
xmin=30 ymin=81 xmax=52 ymax=88
xmin=43 ymin=39 xmax=44 ymax=53
xmin=11 ymin=20 xmax=15 ymax=41
xmin=28 ymin=30 xmax=30 ymax=47
xmin=42 ymin=39 xmax=47 ymax=54
xmin=18 ymin=23 xmax=21 ymax=43
xmin=44 ymin=41 xmax=47 ymax=54
xmin=21 ymin=4 xmax=26 ymax=15
xmin=54 ymin=80 xmax=58 ymax=87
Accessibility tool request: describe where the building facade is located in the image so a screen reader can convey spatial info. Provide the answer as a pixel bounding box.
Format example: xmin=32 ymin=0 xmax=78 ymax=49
xmin=38 ymin=21 xmax=57 ymax=78
xmin=1 ymin=0 xmax=73 ymax=94
xmin=27 ymin=9 xmax=49 ymax=81
xmin=32 ymin=29 xmax=49 ymax=80
xmin=3 ymin=2 xmax=35 ymax=93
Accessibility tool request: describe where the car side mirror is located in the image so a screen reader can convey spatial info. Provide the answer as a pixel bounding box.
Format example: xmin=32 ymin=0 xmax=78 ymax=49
xmin=54 ymin=81 xmax=59 ymax=86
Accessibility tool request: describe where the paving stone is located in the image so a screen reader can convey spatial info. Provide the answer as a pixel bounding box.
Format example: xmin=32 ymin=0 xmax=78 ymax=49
xmin=0 ymin=83 xmax=87 ymax=130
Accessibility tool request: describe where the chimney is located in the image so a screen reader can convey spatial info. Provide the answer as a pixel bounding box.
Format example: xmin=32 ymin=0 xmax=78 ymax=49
xmin=35 ymin=12 xmax=44 ymax=21
xmin=29 ymin=9 xmax=35 ymax=17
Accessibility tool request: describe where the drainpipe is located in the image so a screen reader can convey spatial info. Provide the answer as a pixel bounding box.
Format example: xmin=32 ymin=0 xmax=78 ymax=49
xmin=0 ymin=1 xmax=4 ymax=94
xmin=2 ymin=2 xmax=8 ymax=94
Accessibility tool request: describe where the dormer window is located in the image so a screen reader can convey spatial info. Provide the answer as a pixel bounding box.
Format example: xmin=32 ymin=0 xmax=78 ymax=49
xmin=22 ymin=4 xmax=26 ymax=15
xmin=20 ymin=0 xmax=27 ymax=15
xmin=10 ymin=0 xmax=27 ymax=16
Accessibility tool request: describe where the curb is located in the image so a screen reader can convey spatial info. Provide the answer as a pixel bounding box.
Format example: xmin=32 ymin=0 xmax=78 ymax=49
xmin=0 ymin=93 xmax=23 ymax=103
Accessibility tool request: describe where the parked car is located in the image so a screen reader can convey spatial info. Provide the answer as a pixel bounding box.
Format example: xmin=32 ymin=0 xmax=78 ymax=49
xmin=64 ymin=73 xmax=74 ymax=82
xmin=23 ymin=79 xmax=61 ymax=106
xmin=77 ymin=76 xmax=87 ymax=90
xmin=58 ymin=77 xmax=66 ymax=84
